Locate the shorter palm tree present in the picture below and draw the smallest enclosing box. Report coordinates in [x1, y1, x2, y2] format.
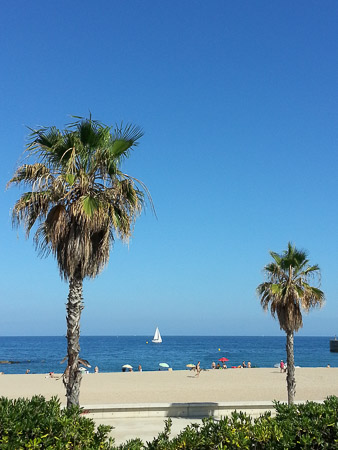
[257, 242, 324, 404]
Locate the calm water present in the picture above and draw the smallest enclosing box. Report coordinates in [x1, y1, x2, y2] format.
[0, 336, 337, 374]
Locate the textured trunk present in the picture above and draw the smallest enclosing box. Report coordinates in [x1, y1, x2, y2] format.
[286, 329, 296, 404]
[65, 274, 84, 407]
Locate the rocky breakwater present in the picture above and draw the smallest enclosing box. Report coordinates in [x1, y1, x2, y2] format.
[0, 360, 20, 364]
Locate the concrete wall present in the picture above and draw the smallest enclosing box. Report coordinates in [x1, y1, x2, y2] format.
[81, 401, 283, 420]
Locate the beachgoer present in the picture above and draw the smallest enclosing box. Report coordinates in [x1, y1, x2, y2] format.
[247, 361, 251, 368]
[138, 364, 142, 372]
[25, 369, 30, 374]
[216, 363, 221, 369]
[222, 363, 227, 369]
[211, 362, 216, 369]
[280, 360, 285, 372]
[129, 367, 133, 372]
[327, 364, 331, 368]
[122, 367, 126, 372]
[94, 366, 99, 373]
[195, 361, 201, 377]
[242, 361, 246, 368]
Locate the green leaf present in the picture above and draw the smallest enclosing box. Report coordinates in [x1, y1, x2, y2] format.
[81, 196, 99, 217]
[64, 174, 76, 185]
[110, 139, 133, 158]
[271, 284, 281, 294]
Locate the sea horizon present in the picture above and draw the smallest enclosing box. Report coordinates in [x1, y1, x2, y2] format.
[1, 335, 337, 375]
[0, 334, 335, 338]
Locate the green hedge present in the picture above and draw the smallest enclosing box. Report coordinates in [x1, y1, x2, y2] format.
[119, 396, 338, 450]
[0, 396, 337, 449]
[0, 396, 113, 449]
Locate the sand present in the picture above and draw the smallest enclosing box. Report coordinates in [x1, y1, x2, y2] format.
[1, 368, 338, 406]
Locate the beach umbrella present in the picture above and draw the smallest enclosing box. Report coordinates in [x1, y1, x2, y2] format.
[122, 364, 133, 369]
[218, 357, 229, 362]
[186, 364, 195, 368]
[159, 363, 169, 368]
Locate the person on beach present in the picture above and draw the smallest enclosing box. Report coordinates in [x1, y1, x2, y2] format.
[25, 369, 30, 374]
[211, 361, 216, 369]
[222, 363, 227, 369]
[94, 366, 99, 373]
[138, 364, 142, 372]
[242, 361, 246, 368]
[280, 360, 286, 372]
[195, 361, 201, 377]
[216, 363, 221, 369]
[247, 361, 251, 368]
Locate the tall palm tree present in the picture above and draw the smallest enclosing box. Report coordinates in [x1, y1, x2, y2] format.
[257, 242, 324, 404]
[8, 116, 152, 407]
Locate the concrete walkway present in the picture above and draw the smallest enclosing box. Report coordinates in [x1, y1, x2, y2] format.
[86, 400, 282, 446]
[94, 416, 204, 446]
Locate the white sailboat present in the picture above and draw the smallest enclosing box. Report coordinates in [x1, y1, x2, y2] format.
[152, 326, 162, 344]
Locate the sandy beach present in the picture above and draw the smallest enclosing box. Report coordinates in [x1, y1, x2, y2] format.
[1, 368, 337, 405]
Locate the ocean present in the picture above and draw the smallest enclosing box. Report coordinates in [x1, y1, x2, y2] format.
[0, 336, 337, 375]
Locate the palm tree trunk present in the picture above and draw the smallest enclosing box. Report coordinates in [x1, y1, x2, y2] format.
[65, 273, 84, 407]
[286, 329, 296, 404]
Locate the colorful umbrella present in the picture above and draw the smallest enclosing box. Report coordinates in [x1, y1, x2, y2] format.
[186, 364, 195, 368]
[122, 364, 133, 369]
[218, 357, 229, 362]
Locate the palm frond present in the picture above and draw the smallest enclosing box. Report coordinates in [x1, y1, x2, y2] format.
[81, 195, 99, 217]
[8, 163, 52, 188]
[12, 191, 54, 236]
[113, 122, 144, 145]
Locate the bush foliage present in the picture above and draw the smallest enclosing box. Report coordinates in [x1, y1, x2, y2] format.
[0, 395, 337, 449]
[0, 396, 113, 449]
[118, 396, 338, 450]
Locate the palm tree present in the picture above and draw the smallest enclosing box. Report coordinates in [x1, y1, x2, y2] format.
[257, 242, 324, 404]
[8, 116, 152, 407]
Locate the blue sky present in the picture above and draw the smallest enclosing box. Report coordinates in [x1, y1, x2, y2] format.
[1, 1, 338, 336]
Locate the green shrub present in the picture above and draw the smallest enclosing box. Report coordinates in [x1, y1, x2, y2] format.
[270, 395, 338, 449]
[1, 396, 337, 449]
[142, 396, 338, 449]
[0, 395, 113, 449]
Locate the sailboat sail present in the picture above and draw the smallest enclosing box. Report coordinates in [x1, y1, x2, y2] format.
[152, 326, 162, 343]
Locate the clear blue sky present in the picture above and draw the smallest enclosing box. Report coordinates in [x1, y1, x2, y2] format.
[1, 1, 337, 336]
